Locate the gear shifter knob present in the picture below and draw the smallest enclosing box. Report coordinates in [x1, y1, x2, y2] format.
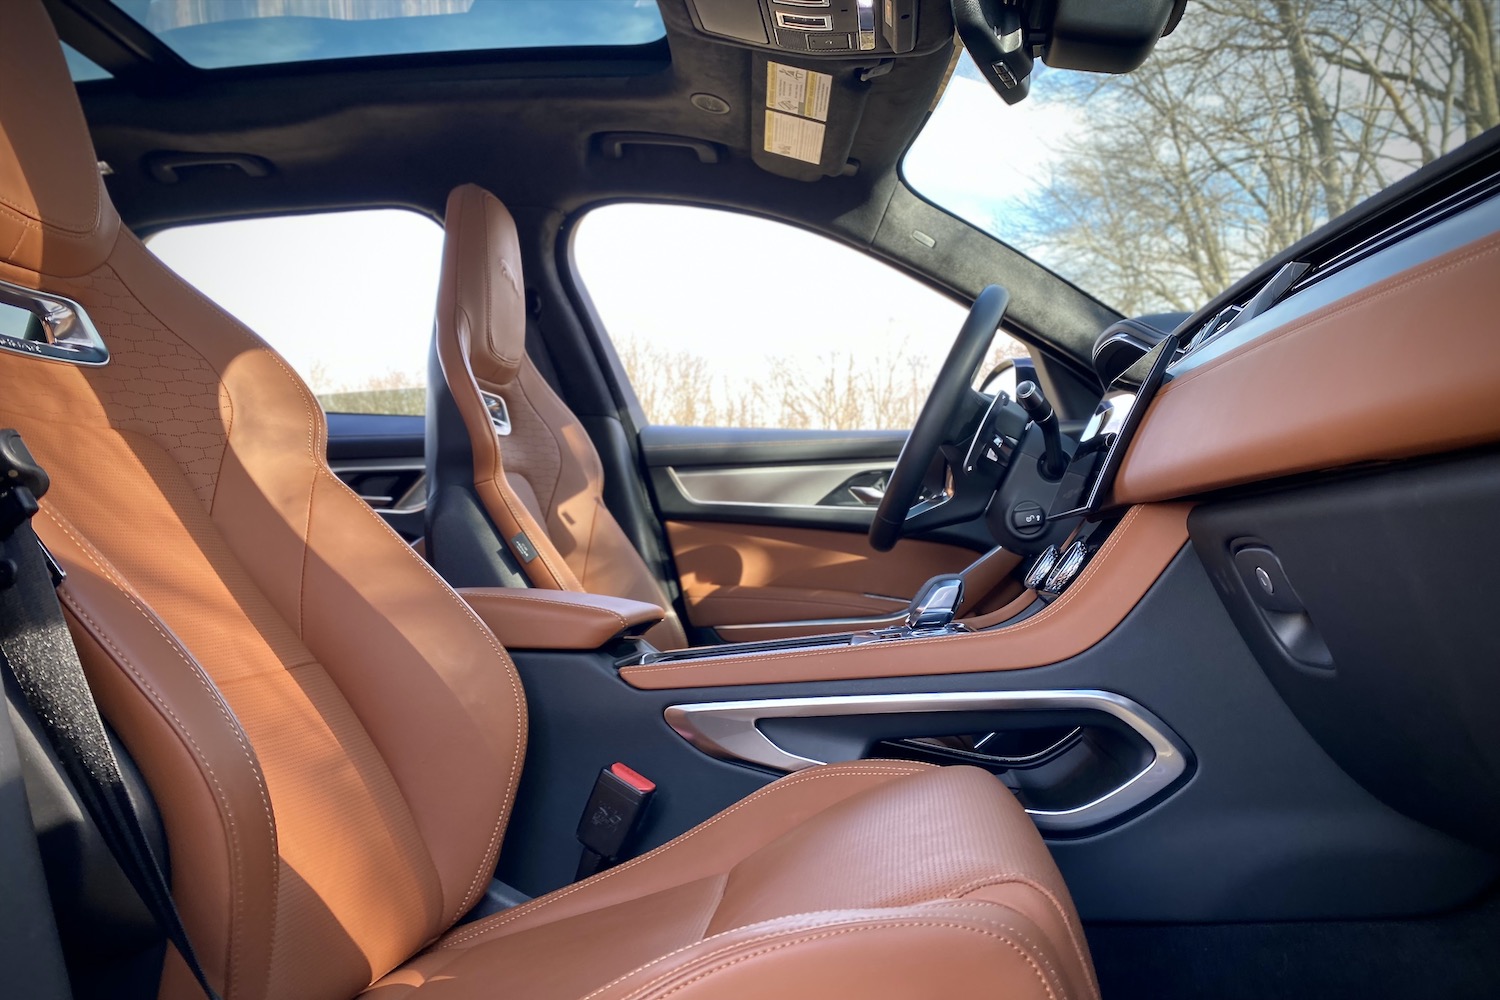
[907, 574, 965, 630]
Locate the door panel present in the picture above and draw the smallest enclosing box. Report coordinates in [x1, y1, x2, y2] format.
[665, 520, 974, 636]
[640, 425, 991, 635]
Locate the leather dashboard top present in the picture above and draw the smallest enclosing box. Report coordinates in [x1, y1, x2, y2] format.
[1113, 227, 1500, 505]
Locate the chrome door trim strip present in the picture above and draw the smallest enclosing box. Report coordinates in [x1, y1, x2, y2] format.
[663, 690, 1189, 833]
[668, 461, 893, 508]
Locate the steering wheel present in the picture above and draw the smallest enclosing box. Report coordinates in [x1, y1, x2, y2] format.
[869, 285, 1011, 552]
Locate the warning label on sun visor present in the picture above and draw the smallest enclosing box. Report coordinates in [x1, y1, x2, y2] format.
[764, 62, 831, 164]
[767, 62, 832, 121]
[765, 110, 826, 164]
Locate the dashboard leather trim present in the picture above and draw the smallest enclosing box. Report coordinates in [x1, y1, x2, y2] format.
[620, 503, 1190, 690]
[1114, 228, 1500, 504]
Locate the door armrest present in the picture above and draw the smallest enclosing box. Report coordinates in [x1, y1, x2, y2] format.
[458, 588, 665, 651]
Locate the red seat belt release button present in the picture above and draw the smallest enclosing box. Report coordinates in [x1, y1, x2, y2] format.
[609, 762, 656, 793]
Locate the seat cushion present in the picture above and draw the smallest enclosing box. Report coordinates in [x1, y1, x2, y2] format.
[364, 761, 1098, 1000]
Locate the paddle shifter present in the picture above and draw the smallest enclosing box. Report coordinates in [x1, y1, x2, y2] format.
[1016, 380, 1067, 479]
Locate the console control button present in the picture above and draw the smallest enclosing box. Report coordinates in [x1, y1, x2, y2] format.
[1023, 546, 1058, 591]
[1011, 501, 1046, 533]
[1044, 540, 1088, 593]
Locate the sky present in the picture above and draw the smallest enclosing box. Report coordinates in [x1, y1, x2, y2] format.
[147, 53, 1070, 406]
[903, 57, 1083, 260]
[111, 0, 666, 68]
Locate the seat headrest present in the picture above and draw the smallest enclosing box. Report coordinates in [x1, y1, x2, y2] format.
[439, 184, 527, 387]
[0, 0, 121, 277]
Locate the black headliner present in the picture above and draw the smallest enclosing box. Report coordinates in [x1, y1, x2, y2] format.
[43, 0, 1122, 365]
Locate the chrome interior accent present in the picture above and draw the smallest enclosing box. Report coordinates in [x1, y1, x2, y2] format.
[1043, 540, 1088, 594]
[479, 390, 512, 436]
[902, 726, 1084, 767]
[1023, 545, 1058, 590]
[0, 279, 109, 366]
[712, 611, 908, 634]
[664, 690, 1189, 832]
[669, 461, 893, 508]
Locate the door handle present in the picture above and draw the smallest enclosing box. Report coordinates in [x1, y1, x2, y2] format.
[848, 485, 885, 505]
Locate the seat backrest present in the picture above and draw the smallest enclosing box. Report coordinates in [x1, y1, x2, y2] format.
[0, 5, 526, 998]
[430, 184, 687, 649]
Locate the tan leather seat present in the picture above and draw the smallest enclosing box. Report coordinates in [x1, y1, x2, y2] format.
[431, 185, 687, 649]
[0, 4, 1098, 998]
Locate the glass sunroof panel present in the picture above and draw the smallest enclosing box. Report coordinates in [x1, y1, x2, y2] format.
[63, 42, 113, 81]
[108, 0, 666, 69]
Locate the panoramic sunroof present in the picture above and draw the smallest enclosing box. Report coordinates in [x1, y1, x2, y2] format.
[107, 0, 666, 70]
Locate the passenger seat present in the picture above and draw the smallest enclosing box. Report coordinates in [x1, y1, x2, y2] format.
[428, 185, 687, 649]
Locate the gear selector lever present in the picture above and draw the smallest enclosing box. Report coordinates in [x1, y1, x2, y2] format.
[906, 574, 965, 631]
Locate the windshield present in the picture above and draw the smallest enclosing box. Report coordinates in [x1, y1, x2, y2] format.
[905, 1, 1499, 315]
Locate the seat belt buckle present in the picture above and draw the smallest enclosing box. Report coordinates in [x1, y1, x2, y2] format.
[576, 762, 655, 879]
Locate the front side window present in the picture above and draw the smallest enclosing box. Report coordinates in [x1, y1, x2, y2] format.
[573, 203, 1027, 431]
[906, 2, 1500, 315]
[150, 209, 442, 415]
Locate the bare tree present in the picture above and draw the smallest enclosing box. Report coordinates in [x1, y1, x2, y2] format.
[1013, 0, 1498, 314]
[614, 328, 1028, 431]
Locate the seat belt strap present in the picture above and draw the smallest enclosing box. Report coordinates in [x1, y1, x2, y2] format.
[0, 430, 223, 1000]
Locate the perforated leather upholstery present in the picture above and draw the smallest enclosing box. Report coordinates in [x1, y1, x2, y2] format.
[432, 185, 687, 649]
[0, 3, 1097, 997]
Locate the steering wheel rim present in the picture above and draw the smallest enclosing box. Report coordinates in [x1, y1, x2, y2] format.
[868, 285, 1011, 552]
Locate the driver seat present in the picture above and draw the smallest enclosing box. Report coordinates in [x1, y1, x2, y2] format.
[429, 184, 687, 649]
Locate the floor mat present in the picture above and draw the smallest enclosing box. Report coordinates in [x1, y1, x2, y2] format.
[1087, 891, 1500, 999]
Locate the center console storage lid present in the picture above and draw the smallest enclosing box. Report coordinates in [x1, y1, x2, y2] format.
[458, 588, 665, 651]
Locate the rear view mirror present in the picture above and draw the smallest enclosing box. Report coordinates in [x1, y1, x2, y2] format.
[952, 0, 1185, 104]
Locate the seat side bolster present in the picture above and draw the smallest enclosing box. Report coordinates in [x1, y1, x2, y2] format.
[39, 508, 277, 1000]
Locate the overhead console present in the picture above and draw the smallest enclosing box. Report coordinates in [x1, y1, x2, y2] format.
[686, 0, 953, 56]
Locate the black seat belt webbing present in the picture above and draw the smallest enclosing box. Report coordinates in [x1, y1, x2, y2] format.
[0, 430, 222, 1000]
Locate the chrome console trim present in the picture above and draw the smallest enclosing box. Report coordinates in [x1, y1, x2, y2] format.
[664, 689, 1189, 832]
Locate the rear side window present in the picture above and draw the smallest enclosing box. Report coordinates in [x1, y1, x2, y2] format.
[149, 209, 442, 415]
